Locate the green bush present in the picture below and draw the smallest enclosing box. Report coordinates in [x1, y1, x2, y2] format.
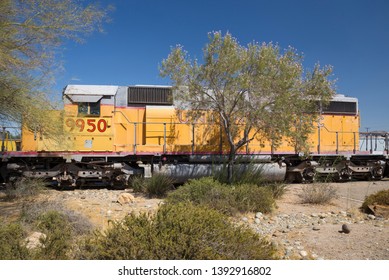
[213, 162, 264, 185]
[143, 173, 175, 198]
[129, 174, 175, 198]
[361, 189, 389, 213]
[166, 177, 275, 215]
[79, 203, 276, 260]
[0, 220, 30, 259]
[129, 175, 146, 193]
[232, 184, 275, 213]
[32, 211, 73, 260]
[265, 183, 287, 199]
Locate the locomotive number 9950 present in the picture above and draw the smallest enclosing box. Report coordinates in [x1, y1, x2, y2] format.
[65, 118, 108, 133]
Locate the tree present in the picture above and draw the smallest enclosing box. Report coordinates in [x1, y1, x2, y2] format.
[0, 0, 111, 133]
[161, 32, 335, 183]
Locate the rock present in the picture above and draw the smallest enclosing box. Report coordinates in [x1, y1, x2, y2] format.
[25, 232, 46, 249]
[242, 217, 248, 222]
[299, 250, 308, 258]
[341, 224, 351, 234]
[254, 218, 261, 224]
[255, 212, 263, 218]
[312, 226, 320, 231]
[339, 211, 347, 217]
[117, 193, 135, 205]
[367, 214, 376, 220]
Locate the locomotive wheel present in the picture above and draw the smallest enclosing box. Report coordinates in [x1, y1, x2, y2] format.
[302, 167, 316, 183]
[338, 168, 352, 182]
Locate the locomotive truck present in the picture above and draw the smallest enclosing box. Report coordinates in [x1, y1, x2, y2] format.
[0, 84, 387, 188]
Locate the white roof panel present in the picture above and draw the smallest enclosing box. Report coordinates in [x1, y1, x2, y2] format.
[64, 85, 119, 96]
[332, 94, 358, 103]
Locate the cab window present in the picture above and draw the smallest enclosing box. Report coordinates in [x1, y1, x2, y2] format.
[78, 101, 100, 116]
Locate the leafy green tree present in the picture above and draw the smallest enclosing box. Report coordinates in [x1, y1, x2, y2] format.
[0, 0, 111, 132]
[161, 31, 335, 182]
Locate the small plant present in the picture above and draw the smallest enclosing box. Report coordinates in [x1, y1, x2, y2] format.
[232, 184, 275, 214]
[298, 183, 338, 204]
[4, 177, 46, 200]
[213, 161, 264, 185]
[265, 183, 287, 199]
[20, 201, 94, 236]
[79, 203, 277, 260]
[361, 189, 389, 213]
[129, 175, 146, 193]
[143, 173, 175, 198]
[129, 174, 175, 198]
[0, 220, 30, 260]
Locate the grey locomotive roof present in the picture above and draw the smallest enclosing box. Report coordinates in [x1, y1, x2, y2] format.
[332, 94, 358, 103]
[64, 85, 119, 96]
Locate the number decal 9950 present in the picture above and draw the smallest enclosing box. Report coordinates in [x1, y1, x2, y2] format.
[65, 118, 107, 133]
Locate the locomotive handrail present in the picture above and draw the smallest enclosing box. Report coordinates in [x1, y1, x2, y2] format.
[318, 125, 357, 154]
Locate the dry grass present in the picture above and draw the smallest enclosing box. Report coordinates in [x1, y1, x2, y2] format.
[298, 183, 338, 204]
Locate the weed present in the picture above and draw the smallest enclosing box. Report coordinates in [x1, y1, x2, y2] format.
[143, 173, 175, 198]
[130, 174, 175, 198]
[298, 183, 338, 204]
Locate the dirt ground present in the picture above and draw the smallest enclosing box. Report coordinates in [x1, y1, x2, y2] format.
[267, 180, 389, 260]
[1, 180, 388, 260]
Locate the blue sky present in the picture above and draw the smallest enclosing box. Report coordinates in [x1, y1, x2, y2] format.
[56, 0, 389, 131]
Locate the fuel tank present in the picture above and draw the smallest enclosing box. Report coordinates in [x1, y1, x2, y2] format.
[153, 162, 286, 183]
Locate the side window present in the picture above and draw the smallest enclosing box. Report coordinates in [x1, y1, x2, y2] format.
[78, 101, 100, 116]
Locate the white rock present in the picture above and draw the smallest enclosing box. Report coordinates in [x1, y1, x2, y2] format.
[299, 250, 308, 258]
[117, 193, 135, 205]
[25, 232, 46, 249]
[255, 212, 263, 218]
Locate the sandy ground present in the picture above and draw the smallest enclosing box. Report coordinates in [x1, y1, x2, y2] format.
[269, 180, 389, 259]
[1, 180, 388, 260]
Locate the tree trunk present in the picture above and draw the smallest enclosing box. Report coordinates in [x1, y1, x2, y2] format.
[227, 148, 236, 184]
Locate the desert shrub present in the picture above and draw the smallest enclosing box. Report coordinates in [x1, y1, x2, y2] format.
[129, 174, 174, 198]
[298, 183, 338, 204]
[361, 189, 389, 213]
[264, 183, 287, 199]
[166, 177, 275, 214]
[231, 184, 275, 213]
[0, 220, 30, 259]
[32, 211, 73, 260]
[4, 177, 46, 200]
[166, 177, 232, 213]
[129, 175, 146, 193]
[20, 201, 94, 236]
[79, 203, 276, 260]
[213, 162, 264, 185]
[143, 173, 175, 198]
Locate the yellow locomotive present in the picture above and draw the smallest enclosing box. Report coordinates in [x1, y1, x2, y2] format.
[1, 85, 386, 186]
